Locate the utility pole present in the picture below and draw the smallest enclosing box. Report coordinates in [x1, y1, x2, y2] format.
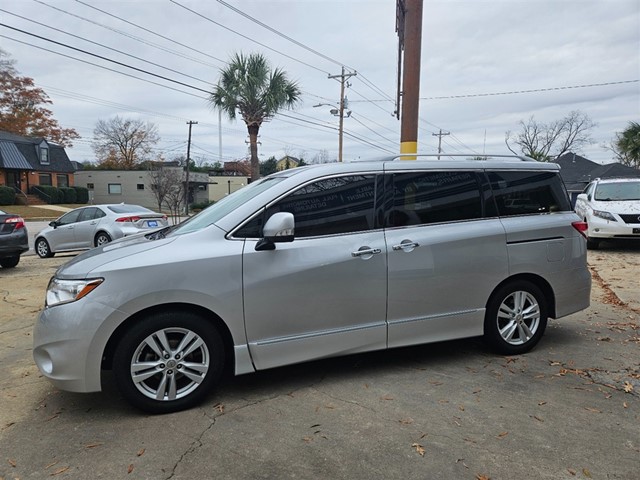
[432, 129, 450, 159]
[328, 66, 357, 162]
[185, 120, 197, 216]
[397, 0, 423, 159]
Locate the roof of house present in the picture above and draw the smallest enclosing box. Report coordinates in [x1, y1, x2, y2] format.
[555, 152, 640, 191]
[0, 130, 75, 173]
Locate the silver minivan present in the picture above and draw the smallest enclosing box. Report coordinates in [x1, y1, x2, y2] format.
[33, 156, 591, 413]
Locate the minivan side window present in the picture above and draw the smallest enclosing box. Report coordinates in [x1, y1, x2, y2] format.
[488, 171, 571, 216]
[386, 171, 482, 227]
[235, 175, 377, 238]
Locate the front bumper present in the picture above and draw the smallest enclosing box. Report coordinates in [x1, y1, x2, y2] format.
[588, 216, 640, 240]
[33, 299, 121, 393]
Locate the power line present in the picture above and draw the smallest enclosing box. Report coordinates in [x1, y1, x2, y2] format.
[0, 9, 215, 88]
[31, 0, 220, 68]
[168, 0, 330, 75]
[0, 24, 213, 94]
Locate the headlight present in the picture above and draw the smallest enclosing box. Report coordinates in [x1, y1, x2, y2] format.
[46, 278, 104, 307]
[593, 210, 616, 221]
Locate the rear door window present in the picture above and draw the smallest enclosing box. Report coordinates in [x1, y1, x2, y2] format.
[488, 171, 570, 216]
[386, 171, 482, 227]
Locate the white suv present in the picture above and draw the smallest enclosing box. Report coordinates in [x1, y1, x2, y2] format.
[575, 177, 640, 249]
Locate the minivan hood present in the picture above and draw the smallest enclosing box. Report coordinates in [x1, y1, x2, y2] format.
[56, 232, 177, 278]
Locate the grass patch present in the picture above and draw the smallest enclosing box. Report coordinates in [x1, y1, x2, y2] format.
[1, 204, 81, 220]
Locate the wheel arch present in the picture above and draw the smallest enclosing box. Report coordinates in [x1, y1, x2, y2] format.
[486, 273, 556, 319]
[94, 230, 112, 244]
[101, 303, 236, 377]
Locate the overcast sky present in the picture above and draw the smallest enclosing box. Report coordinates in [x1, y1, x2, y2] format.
[2, 0, 639, 165]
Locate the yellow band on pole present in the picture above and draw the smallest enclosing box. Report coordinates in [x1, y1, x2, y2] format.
[400, 141, 418, 160]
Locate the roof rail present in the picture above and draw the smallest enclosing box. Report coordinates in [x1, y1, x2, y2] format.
[356, 154, 537, 162]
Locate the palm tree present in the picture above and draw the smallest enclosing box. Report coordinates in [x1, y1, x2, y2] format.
[209, 53, 301, 181]
[615, 121, 640, 168]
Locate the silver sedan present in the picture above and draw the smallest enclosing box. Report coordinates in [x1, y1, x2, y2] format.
[34, 204, 168, 258]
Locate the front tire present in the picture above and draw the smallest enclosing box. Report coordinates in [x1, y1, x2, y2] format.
[113, 312, 225, 414]
[484, 281, 548, 355]
[35, 238, 54, 258]
[0, 255, 20, 268]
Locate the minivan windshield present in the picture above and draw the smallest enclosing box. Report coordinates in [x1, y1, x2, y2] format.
[595, 182, 640, 201]
[170, 177, 285, 235]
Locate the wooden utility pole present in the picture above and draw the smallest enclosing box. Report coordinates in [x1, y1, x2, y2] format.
[398, 0, 423, 159]
[328, 67, 356, 162]
[185, 120, 197, 215]
[432, 129, 450, 159]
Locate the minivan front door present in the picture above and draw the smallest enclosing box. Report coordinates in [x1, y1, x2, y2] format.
[241, 174, 388, 370]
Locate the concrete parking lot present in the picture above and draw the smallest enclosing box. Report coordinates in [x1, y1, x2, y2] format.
[0, 235, 638, 479]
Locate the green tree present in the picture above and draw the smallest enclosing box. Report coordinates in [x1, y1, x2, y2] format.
[613, 121, 640, 169]
[260, 156, 278, 176]
[209, 53, 301, 180]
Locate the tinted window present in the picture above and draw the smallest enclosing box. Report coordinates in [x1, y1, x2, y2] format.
[488, 171, 571, 216]
[77, 207, 98, 222]
[57, 210, 81, 225]
[386, 171, 482, 227]
[236, 175, 376, 238]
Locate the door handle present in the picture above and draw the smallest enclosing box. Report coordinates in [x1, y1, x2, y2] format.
[392, 240, 420, 251]
[351, 247, 382, 258]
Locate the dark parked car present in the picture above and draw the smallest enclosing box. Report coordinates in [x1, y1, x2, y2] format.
[0, 209, 29, 268]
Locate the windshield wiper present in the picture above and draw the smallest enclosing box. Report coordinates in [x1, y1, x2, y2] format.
[146, 225, 173, 240]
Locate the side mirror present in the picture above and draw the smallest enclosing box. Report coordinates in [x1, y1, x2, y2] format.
[255, 212, 295, 251]
[576, 193, 588, 203]
[49, 220, 58, 228]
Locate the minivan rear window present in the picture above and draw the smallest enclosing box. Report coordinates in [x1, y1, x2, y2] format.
[488, 171, 570, 216]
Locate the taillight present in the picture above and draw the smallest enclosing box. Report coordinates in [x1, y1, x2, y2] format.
[572, 221, 588, 238]
[4, 216, 25, 230]
[115, 216, 141, 223]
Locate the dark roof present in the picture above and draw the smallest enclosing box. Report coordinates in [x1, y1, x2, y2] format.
[0, 130, 75, 173]
[555, 152, 640, 191]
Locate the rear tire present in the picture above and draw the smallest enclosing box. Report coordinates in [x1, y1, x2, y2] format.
[113, 311, 225, 414]
[35, 238, 54, 258]
[484, 280, 548, 355]
[0, 256, 20, 268]
[95, 232, 112, 247]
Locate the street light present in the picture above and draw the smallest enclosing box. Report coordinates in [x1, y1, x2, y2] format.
[313, 102, 351, 162]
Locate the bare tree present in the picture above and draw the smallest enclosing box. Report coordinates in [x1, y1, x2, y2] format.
[92, 116, 160, 169]
[163, 176, 185, 225]
[149, 164, 182, 213]
[505, 111, 596, 161]
[311, 149, 333, 164]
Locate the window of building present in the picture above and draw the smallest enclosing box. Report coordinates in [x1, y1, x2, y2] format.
[39, 142, 50, 165]
[39, 173, 52, 186]
[387, 171, 482, 227]
[56, 174, 69, 187]
[108, 183, 122, 195]
[137, 184, 145, 190]
[87, 183, 94, 190]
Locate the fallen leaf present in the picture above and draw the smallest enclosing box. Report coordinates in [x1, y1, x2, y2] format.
[497, 431, 509, 439]
[567, 468, 576, 475]
[538, 401, 547, 406]
[213, 403, 224, 413]
[399, 418, 413, 425]
[476, 474, 491, 480]
[411, 443, 425, 456]
[310, 424, 321, 429]
[623, 402, 628, 408]
[429, 381, 443, 386]
[583, 468, 592, 478]
[623, 382, 634, 393]
[8, 458, 17, 467]
[584, 407, 601, 413]
[549, 361, 562, 366]
[456, 458, 469, 469]
[458, 405, 465, 411]
[128, 464, 134, 474]
[85, 442, 103, 449]
[137, 448, 145, 457]
[531, 415, 544, 423]
[45, 461, 59, 469]
[381, 395, 394, 401]
[51, 466, 70, 476]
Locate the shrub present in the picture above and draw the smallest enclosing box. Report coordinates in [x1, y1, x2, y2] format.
[31, 185, 63, 204]
[190, 200, 215, 211]
[72, 186, 89, 204]
[0, 186, 15, 205]
[60, 187, 77, 204]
